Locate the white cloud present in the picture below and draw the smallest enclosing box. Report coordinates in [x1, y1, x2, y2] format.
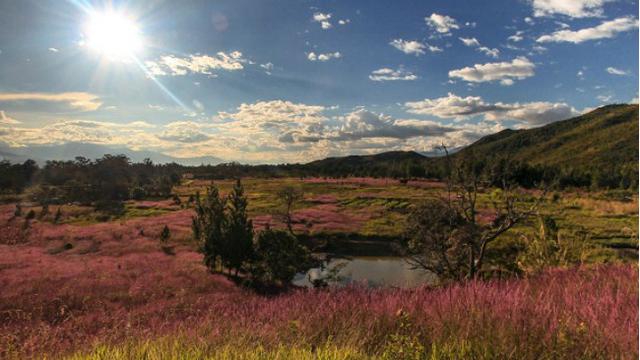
[369, 68, 418, 81]
[158, 121, 211, 143]
[0, 92, 102, 111]
[597, 94, 613, 102]
[448, 57, 535, 84]
[606, 67, 628, 76]
[307, 51, 342, 61]
[218, 100, 327, 129]
[459, 38, 499, 58]
[425, 13, 460, 33]
[404, 92, 578, 126]
[338, 19, 350, 25]
[260, 62, 274, 74]
[144, 51, 247, 76]
[508, 31, 525, 42]
[531, 0, 612, 18]
[426, 44, 443, 52]
[325, 109, 453, 141]
[0, 111, 20, 124]
[537, 16, 639, 43]
[478, 46, 500, 58]
[524, 16, 535, 24]
[459, 37, 480, 47]
[313, 12, 333, 29]
[0, 120, 158, 148]
[48, 47, 59, 52]
[390, 39, 427, 55]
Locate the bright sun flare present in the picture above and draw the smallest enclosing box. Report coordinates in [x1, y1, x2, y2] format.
[85, 12, 143, 61]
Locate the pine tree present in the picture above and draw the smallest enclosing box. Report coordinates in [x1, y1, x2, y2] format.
[223, 179, 254, 276]
[193, 186, 227, 273]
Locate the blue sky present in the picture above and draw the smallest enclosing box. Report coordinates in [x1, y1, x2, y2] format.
[0, 0, 637, 163]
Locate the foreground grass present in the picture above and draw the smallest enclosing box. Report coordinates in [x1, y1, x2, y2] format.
[1, 250, 635, 359]
[62, 335, 616, 360]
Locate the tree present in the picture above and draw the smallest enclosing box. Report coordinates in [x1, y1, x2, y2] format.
[193, 186, 227, 272]
[160, 225, 171, 243]
[517, 216, 589, 274]
[277, 185, 303, 235]
[222, 179, 254, 276]
[402, 146, 545, 281]
[251, 229, 313, 286]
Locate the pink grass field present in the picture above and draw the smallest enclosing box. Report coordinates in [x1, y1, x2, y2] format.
[0, 203, 638, 358]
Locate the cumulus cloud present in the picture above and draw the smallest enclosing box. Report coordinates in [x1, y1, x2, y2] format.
[389, 39, 433, 55]
[307, 51, 342, 61]
[425, 13, 459, 33]
[144, 51, 247, 76]
[448, 57, 535, 84]
[158, 121, 211, 143]
[312, 12, 332, 29]
[369, 68, 418, 81]
[0, 92, 102, 111]
[218, 100, 327, 129]
[531, 0, 613, 18]
[0, 120, 157, 148]
[404, 93, 579, 126]
[537, 16, 638, 43]
[325, 109, 454, 141]
[606, 67, 628, 76]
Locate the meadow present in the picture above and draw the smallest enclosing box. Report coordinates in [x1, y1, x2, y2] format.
[0, 177, 638, 359]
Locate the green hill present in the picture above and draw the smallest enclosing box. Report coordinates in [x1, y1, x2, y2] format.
[456, 104, 638, 169]
[296, 104, 638, 186]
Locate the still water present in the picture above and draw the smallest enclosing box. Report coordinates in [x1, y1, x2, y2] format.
[293, 256, 436, 288]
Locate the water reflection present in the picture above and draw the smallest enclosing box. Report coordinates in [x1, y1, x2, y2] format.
[293, 256, 436, 288]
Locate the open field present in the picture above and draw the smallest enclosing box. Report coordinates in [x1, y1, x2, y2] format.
[0, 177, 638, 358]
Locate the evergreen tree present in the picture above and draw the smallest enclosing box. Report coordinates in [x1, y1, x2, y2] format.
[193, 186, 226, 272]
[223, 179, 254, 276]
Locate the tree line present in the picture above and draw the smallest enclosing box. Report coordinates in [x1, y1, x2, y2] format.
[1, 152, 637, 205]
[0, 155, 181, 213]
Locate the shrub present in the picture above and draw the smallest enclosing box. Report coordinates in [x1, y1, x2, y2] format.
[251, 229, 313, 286]
[160, 225, 170, 243]
[53, 207, 62, 224]
[14, 203, 22, 217]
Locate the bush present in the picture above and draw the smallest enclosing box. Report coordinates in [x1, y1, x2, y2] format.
[251, 229, 313, 286]
[160, 225, 170, 243]
[129, 186, 147, 200]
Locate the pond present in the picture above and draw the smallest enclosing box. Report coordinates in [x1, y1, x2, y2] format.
[293, 256, 437, 288]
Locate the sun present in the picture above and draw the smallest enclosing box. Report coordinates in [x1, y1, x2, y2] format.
[84, 11, 143, 61]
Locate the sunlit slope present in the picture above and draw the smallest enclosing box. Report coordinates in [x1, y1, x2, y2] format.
[457, 104, 639, 168]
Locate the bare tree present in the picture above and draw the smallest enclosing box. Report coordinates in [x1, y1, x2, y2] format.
[277, 185, 303, 235]
[403, 146, 546, 281]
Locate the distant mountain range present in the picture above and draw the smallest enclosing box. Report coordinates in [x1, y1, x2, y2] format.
[1, 104, 637, 168]
[0, 142, 222, 166]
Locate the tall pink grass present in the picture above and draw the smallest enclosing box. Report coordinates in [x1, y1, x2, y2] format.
[1, 239, 636, 358]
